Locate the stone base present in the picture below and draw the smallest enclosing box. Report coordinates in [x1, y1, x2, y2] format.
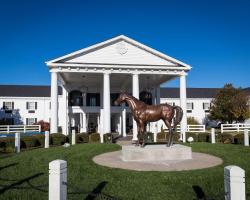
[122, 144, 192, 161]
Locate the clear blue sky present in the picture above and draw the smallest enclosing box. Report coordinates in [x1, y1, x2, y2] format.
[0, 0, 249, 88]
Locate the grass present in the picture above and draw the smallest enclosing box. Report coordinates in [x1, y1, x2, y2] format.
[0, 143, 249, 200]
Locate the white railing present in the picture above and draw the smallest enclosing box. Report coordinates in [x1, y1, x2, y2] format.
[164, 125, 206, 133]
[0, 125, 41, 133]
[221, 123, 250, 133]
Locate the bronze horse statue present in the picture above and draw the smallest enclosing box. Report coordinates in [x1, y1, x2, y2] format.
[114, 93, 183, 147]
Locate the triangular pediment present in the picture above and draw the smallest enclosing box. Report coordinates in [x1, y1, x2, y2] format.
[46, 35, 190, 69]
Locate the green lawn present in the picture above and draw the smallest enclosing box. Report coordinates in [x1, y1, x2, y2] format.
[0, 143, 249, 200]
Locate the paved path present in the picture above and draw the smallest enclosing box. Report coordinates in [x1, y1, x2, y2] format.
[93, 151, 223, 171]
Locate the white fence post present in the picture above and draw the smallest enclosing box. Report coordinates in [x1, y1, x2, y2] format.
[24, 125, 26, 133]
[237, 124, 240, 133]
[38, 125, 41, 133]
[211, 128, 215, 144]
[15, 132, 20, 153]
[49, 160, 67, 200]
[72, 130, 76, 145]
[244, 129, 249, 147]
[45, 131, 49, 148]
[224, 165, 245, 200]
[7, 125, 10, 133]
[221, 124, 223, 133]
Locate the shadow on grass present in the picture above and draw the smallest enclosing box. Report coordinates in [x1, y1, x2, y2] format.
[0, 172, 45, 194]
[192, 185, 217, 200]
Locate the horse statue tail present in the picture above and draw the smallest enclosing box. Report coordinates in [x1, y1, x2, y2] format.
[172, 106, 183, 131]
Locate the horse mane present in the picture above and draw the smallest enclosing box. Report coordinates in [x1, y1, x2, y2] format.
[122, 93, 146, 110]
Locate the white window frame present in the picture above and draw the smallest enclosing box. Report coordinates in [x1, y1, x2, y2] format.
[26, 118, 37, 125]
[27, 102, 36, 110]
[3, 102, 13, 110]
[187, 102, 193, 111]
[203, 102, 211, 111]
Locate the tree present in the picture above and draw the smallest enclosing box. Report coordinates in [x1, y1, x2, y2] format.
[209, 84, 250, 123]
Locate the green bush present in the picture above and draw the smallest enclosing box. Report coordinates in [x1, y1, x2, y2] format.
[233, 133, 244, 144]
[50, 133, 68, 146]
[33, 134, 45, 147]
[220, 133, 234, 144]
[21, 136, 39, 148]
[156, 132, 168, 142]
[89, 133, 100, 143]
[198, 133, 210, 142]
[0, 137, 15, 153]
[104, 133, 113, 143]
[76, 133, 89, 143]
[186, 132, 199, 142]
[144, 132, 154, 143]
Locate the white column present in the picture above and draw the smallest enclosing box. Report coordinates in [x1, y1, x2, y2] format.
[118, 113, 122, 135]
[51, 72, 58, 133]
[244, 129, 249, 146]
[15, 132, 20, 153]
[155, 86, 161, 133]
[49, 160, 67, 200]
[72, 129, 76, 145]
[211, 128, 216, 144]
[45, 131, 50, 148]
[180, 73, 187, 143]
[122, 107, 126, 137]
[97, 114, 100, 133]
[132, 73, 139, 141]
[100, 109, 104, 143]
[103, 72, 111, 134]
[81, 112, 87, 133]
[224, 165, 245, 200]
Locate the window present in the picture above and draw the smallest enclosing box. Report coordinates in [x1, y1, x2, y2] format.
[26, 102, 37, 110]
[111, 93, 119, 106]
[86, 93, 100, 106]
[26, 118, 37, 125]
[69, 90, 83, 106]
[3, 102, 14, 110]
[187, 102, 193, 113]
[203, 102, 211, 112]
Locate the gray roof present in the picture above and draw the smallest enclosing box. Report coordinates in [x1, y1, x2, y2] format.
[160, 87, 250, 98]
[0, 85, 62, 97]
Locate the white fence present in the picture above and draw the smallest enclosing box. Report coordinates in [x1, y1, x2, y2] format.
[165, 125, 206, 133]
[221, 124, 250, 133]
[0, 125, 41, 133]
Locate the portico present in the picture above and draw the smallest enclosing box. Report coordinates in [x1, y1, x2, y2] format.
[46, 35, 191, 142]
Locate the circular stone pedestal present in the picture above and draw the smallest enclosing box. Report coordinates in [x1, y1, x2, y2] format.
[122, 144, 192, 161]
[93, 145, 223, 171]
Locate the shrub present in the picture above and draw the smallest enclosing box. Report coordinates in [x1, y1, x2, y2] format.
[33, 134, 45, 147]
[21, 136, 39, 148]
[186, 132, 199, 142]
[157, 132, 168, 142]
[198, 133, 210, 142]
[233, 133, 244, 144]
[50, 133, 68, 146]
[144, 132, 154, 143]
[33, 120, 50, 132]
[220, 133, 234, 144]
[187, 117, 200, 125]
[104, 133, 113, 143]
[0, 137, 15, 153]
[89, 133, 100, 142]
[76, 133, 89, 143]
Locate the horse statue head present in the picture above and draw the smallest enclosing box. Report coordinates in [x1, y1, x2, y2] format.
[114, 93, 128, 106]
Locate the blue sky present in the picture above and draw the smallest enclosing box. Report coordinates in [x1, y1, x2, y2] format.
[0, 0, 249, 88]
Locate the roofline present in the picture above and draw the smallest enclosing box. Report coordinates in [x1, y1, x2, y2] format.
[45, 35, 191, 70]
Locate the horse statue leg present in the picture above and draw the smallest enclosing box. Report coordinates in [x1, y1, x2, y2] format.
[163, 120, 173, 147]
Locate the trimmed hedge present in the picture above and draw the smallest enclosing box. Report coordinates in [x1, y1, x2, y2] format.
[50, 133, 68, 146]
[33, 134, 45, 147]
[104, 133, 113, 143]
[89, 133, 100, 142]
[21, 136, 39, 148]
[0, 137, 15, 153]
[76, 133, 89, 143]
